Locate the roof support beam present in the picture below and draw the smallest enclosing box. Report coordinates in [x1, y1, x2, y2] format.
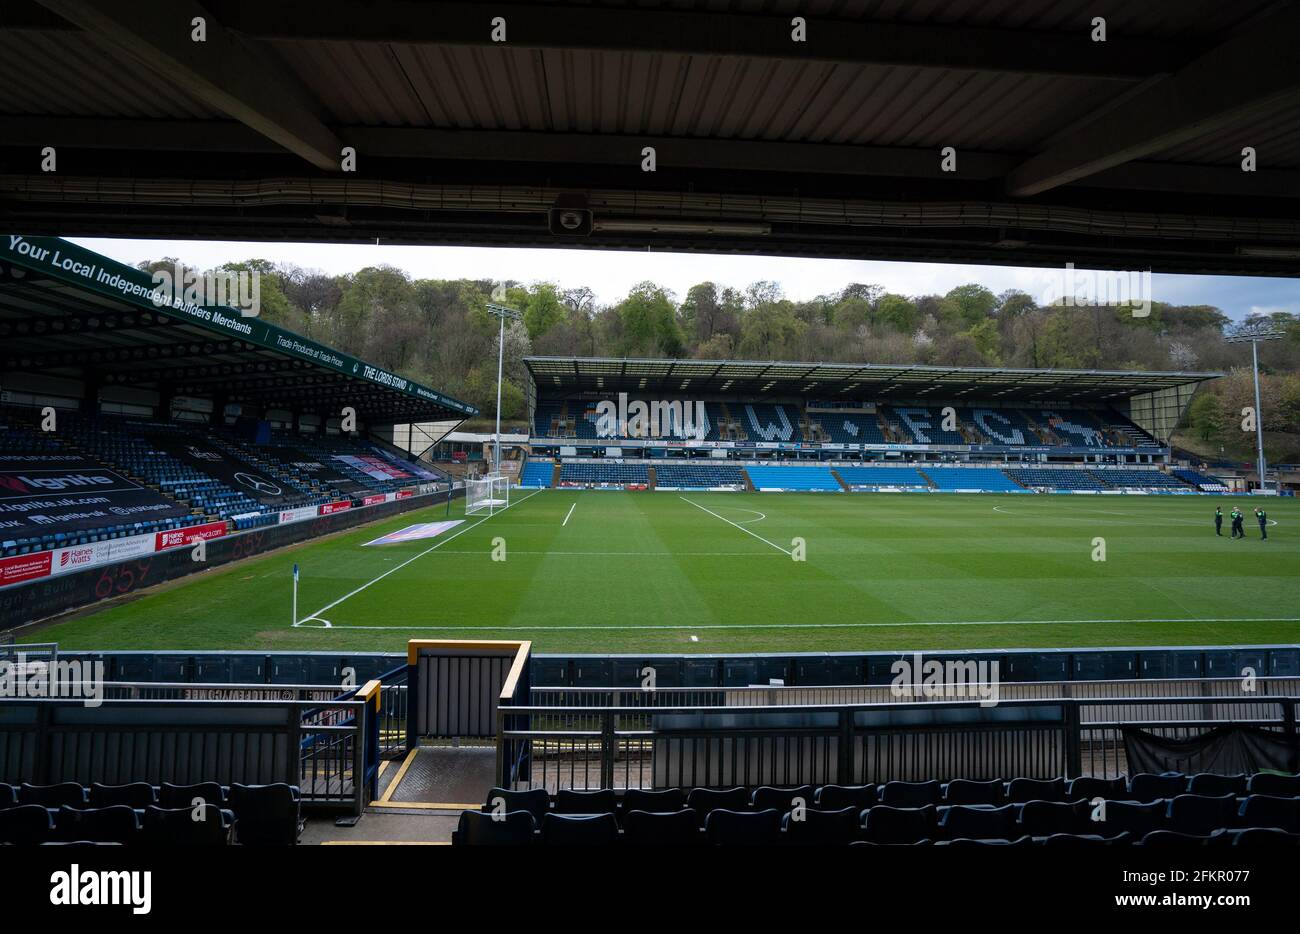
[1005, 4, 1300, 196]
[32, 0, 342, 170]
[9, 119, 1300, 199]
[208, 0, 1185, 80]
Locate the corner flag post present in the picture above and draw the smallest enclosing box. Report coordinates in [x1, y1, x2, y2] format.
[292, 563, 299, 626]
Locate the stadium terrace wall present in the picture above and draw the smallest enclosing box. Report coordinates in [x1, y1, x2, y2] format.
[25, 645, 1300, 688]
[0, 487, 454, 631]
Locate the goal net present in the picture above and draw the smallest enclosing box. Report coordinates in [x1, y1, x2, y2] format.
[465, 474, 510, 515]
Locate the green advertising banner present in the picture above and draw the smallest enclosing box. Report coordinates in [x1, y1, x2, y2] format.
[1, 234, 477, 417]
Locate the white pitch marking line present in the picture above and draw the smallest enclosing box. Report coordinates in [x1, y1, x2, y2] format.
[419, 550, 781, 556]
[291, 488, 541, 627]
[562, 501, 576, 526]
[284, 615, 1300, 633]
[991, 504, 1280, 526]
[679, 496, 791, 556]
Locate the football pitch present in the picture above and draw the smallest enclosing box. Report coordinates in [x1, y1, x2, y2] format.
[22, 490, 1300, 655]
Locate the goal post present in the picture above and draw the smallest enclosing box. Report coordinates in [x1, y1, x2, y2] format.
[465, 474, 511, 516]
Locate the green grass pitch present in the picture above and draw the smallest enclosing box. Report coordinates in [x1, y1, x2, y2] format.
[22, 490, 1300, 655]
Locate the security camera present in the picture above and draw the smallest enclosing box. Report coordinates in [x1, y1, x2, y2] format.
[549, 196, 592, 236]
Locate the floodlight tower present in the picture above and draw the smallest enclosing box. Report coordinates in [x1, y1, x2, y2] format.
[1225, 321, 1285, 493]
[485, 300, 524, 472]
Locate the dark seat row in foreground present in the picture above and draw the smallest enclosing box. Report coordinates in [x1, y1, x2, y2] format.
[0, 782, 301, 845]
[454, 773, 1300, 845]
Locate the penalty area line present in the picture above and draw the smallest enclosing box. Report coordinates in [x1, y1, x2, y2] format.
[562, 501, 576, 527]
[291, 487, 541, 627]
[291, 615, 1300, 632]
[679, 496, 791, 556]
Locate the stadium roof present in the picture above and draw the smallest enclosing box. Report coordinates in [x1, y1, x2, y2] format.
[0, 235, 477, 423]
[0, 1, 1297, 275]
[524, 356, 1221, 403]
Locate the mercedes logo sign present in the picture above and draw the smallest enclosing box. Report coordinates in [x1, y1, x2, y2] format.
[234, 472, 282, 497]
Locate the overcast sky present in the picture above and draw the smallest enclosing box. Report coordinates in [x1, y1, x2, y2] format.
[75, 237, 1299, 321]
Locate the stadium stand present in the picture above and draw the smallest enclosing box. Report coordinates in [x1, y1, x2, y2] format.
[1004, 468, 1108, 492]
[455, 772, 1300, 846]
[1174, 468, 1231, 492]
[741, 404, 798, 443]
[64, 414, 321, 520]
[0, 781, 300, 846]
[652, 463, 746, 490]
[745, 465, 841, 491]
[836, 466, 930, 491]
[811, 413, 887, 445]
[963, 408, 1034, 446]
[558, 463, 650, 487]
[518, 460, 555, 488]
[1038, 410, 1109, 447]
[920, 467, 1025, 492]
[1095, 469, 1191, 491]
[0, 404, 455, 560]
[884, 406, 966, 445]
[529, 397, 1173, 452]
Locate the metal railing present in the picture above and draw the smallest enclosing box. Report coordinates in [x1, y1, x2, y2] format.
[370, 664, 409, 759]
[527, 676, 1300, 710]
[0, 692, 377, 815]
[0, 641, 57, 660]
[496, 694, 1299, 792]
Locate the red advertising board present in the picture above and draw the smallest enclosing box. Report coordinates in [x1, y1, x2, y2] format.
[395, 489, 414, 499]
[155, 521, 227, 551]
[0, 551, 53, 586]
[319, 501, 352, 515]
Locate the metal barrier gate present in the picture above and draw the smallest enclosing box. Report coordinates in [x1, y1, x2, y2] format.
[408, 640, 530, 743]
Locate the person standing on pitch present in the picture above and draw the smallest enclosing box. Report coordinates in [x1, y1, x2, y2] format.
[1214, 506, 1223, 536]
[1255, 507, 1268, 540]
[1231, 507, 1245, 539]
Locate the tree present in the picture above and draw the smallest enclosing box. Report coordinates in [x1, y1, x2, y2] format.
[1187, 392, 1226, 442]
[942, 284, 997, 328]
[738, 301, 804, 359]
[615, 281, 683, 356]
[561, 286, 595, 317]
[997, 289, 1037, 318]
[875, 293, 918, 333]
[681, 282, 722, 341]
[522, 282, 567, 339]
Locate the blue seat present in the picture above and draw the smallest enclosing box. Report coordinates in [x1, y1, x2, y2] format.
[944, 779, 1005, 806]
[454, 810, 535, 845]
[1129, 773, 1188, 802]
[880, 780, 942, 808]
[705, 808, 784, 846]
[751, 785, 814, 812]
[783, 806, 859, 845]
[861, 805, 936, 845]
[940, 804, 1019, 840]
[0, 805, 55, 845]
[623, 809, 701, 846]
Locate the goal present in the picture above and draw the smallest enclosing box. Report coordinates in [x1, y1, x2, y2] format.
[465, 474, 510, 516]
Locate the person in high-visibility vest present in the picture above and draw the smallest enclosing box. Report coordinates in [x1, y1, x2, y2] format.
[1255, 507, 1269, 540]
